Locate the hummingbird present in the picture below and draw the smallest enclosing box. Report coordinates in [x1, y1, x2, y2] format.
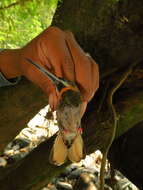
[26, 58, 84, 166]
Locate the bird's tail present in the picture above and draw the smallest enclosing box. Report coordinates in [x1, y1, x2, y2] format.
[49, 133, 84, 166]
[49, 132, 67, 166]
[68, 134, 84, 162]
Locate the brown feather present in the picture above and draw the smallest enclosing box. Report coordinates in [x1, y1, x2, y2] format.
[49, 132, 68, 166]
[68, 134, 84, 162]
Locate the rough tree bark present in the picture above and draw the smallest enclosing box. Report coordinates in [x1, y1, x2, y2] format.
[0, 0, 143, 189]
[0, 78, 47, 152]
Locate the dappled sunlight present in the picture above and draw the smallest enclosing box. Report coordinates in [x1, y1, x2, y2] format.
[1, 105, 58, 164]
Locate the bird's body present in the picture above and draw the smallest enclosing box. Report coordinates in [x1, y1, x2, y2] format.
[50, 86, 84, 165]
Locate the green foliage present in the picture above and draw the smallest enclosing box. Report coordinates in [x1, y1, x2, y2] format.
[0, 0, 58, 48]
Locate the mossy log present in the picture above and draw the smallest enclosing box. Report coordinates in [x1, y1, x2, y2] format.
[0, 78, 47, 152]
[0, 0, 143, 189]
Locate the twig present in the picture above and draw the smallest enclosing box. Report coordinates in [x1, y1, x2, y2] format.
[99, 60, 141, 190]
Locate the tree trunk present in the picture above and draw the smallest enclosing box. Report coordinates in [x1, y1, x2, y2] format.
[108, 121, 143, 189]
[0, 0, 143, 189]
[53, 0, 143, 72]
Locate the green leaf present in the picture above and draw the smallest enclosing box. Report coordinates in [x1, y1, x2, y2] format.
[0, 0, 58, 48]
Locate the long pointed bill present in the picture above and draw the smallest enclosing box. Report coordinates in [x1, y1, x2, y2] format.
[26, 58, 69, 88]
